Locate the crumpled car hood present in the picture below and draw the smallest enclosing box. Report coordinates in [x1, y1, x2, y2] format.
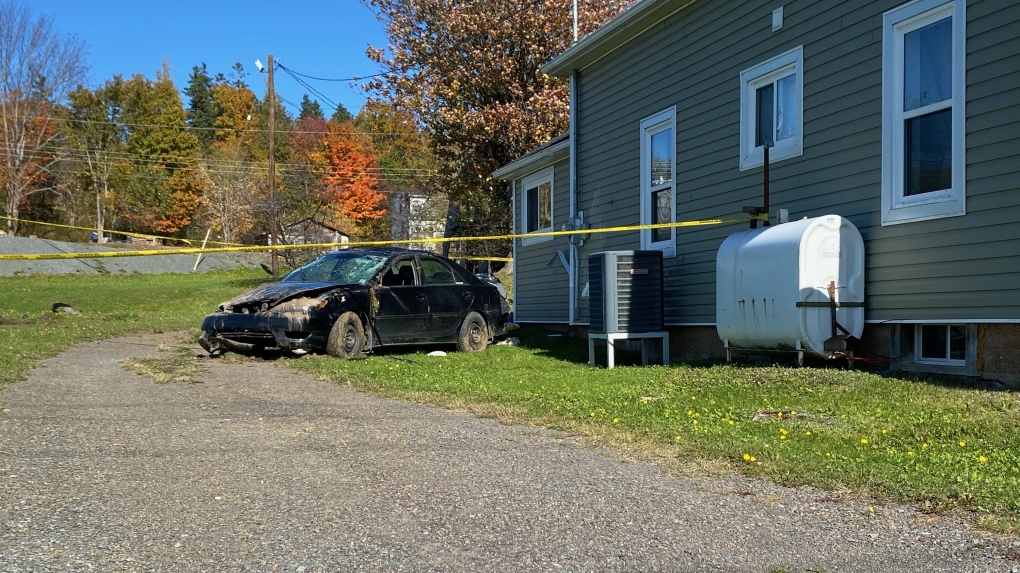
[219, 281, 358, 311]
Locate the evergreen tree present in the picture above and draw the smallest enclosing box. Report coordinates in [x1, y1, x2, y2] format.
[299, 94, 324, 120]
[184, 63, 215, 151]
[118, 64, 204, 234]
[330, 102, 353, 124]
[230, 62, 248, 89]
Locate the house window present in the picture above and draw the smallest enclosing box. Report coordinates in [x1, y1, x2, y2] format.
[521, 167, 553, 245]
[881, 0, 965, 225]
[916, 324, 967, 365]
[739, 46, 804, 170]
[640, 108, 676, 257]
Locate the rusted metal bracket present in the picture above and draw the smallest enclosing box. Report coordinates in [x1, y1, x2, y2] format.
[801, 281, 864, 353]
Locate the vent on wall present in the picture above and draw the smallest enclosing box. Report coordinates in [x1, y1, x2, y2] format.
[589, 251, 664, 334]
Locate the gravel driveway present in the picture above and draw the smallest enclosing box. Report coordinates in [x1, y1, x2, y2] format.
[1, 334, 1017, 572]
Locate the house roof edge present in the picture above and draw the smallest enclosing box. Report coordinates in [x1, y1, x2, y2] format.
[543, 0, 698, 77]
[492, 134, 570, 180]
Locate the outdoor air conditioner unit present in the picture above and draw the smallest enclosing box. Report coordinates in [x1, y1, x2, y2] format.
[588, 250, 664, 334]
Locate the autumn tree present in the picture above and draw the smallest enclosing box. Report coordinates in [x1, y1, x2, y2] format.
[0, 1, 87, 235]
[354, 100, 434, 190]
[284, 114, 328, 217]
[116, 65, 204, 234]
[64, 77, 128, 241]
[364, 0, 629, 255]
[209, 78, 256, 150]
[244, 86, 292, 247]
[310, 120, 386, 234]
[354, 99, 443, 244]
[195, 74, 260, 243]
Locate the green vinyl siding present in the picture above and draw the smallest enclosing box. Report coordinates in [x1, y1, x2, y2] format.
[512, 157, 572, 323]
[569, 0, 1019, 325]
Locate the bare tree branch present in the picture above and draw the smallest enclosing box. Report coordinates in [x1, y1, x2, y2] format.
[0, 1, 86, 235]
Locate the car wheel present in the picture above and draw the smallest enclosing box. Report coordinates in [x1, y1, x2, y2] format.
[456, 311, 488, 352]
[327, 311, 365, 358]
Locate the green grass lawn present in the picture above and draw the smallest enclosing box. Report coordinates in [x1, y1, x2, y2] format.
[0, 269, 267, 384]
[2, 271, 1018, 533]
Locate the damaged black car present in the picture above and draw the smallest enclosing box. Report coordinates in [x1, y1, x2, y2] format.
[199, 249, 512, 358]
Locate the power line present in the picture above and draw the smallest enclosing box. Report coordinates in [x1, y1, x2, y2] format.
[278, 66, 342, 113]
[49, 115, 415, 137]
[276, 64, 384, 83]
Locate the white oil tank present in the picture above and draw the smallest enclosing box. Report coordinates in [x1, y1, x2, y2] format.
[716, 214, 865, 358]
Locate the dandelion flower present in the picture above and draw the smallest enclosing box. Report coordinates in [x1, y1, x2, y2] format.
[978, 455, 987, 463]
[882, 429, 888, 434]
[589, 412, 595, 417]
[922, 443, 929, 449]
[612, 418, 619, 424]
[959, 441, 966, 448]
[906, 451, 914, 456]
[805, 431, 812, 436]
[674, 435, 682, 442]
[728, 420, 735, 425]
[861, 438, 868, 445]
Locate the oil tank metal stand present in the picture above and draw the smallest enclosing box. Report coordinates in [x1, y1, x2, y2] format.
[588, 331, 669, 368]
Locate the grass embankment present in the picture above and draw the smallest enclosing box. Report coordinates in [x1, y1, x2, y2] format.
[1, 271, 1018, 532]
[0, 269, 265, 384]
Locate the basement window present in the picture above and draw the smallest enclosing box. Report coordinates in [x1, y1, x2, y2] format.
[916, 323, 966, 365]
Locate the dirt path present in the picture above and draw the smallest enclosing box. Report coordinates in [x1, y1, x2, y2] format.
[0, 334, 1016, 572]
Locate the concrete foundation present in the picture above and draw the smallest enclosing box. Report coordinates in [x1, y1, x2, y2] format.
[981, 323, 1020, 387]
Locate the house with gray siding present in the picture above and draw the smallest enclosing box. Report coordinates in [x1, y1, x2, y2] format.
[494, 0, 1019, 383]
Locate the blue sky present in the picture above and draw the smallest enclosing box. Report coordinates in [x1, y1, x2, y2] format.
[39, 0, 389, 117]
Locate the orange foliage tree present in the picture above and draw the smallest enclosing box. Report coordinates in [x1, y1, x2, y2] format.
[310, 121, 387, 233]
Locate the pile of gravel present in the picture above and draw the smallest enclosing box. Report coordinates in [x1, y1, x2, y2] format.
[0, 236, 267, 277]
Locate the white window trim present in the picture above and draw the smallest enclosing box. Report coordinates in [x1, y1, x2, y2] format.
[739, 46, 804, 171]
[915, 323, 967, 366]
[881, 0, 966, 225]
[520, 166, 554, 246]
[640, 107, 677, 258]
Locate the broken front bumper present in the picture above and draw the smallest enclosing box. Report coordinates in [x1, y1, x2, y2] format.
[198, 311, 330, 354]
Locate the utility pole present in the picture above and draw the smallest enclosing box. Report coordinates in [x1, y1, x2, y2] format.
[267, 54, 278, 277]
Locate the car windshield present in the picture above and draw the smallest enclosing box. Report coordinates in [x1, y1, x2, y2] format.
[282, 253, 388, 284]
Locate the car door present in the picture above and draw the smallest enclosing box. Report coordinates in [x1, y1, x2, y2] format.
[372, 257, 430, 344]
[420, 256, 475, 340]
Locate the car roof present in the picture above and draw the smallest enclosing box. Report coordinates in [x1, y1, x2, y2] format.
[321, 248, 439, 258]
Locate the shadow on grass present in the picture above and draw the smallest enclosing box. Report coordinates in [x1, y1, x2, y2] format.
[511, 327, 707, 368]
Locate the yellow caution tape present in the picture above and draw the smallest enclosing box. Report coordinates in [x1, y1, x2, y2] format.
[0, 214, 767, 262]
[451, 256, 514, 263]
[0, 215, 245, 247]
